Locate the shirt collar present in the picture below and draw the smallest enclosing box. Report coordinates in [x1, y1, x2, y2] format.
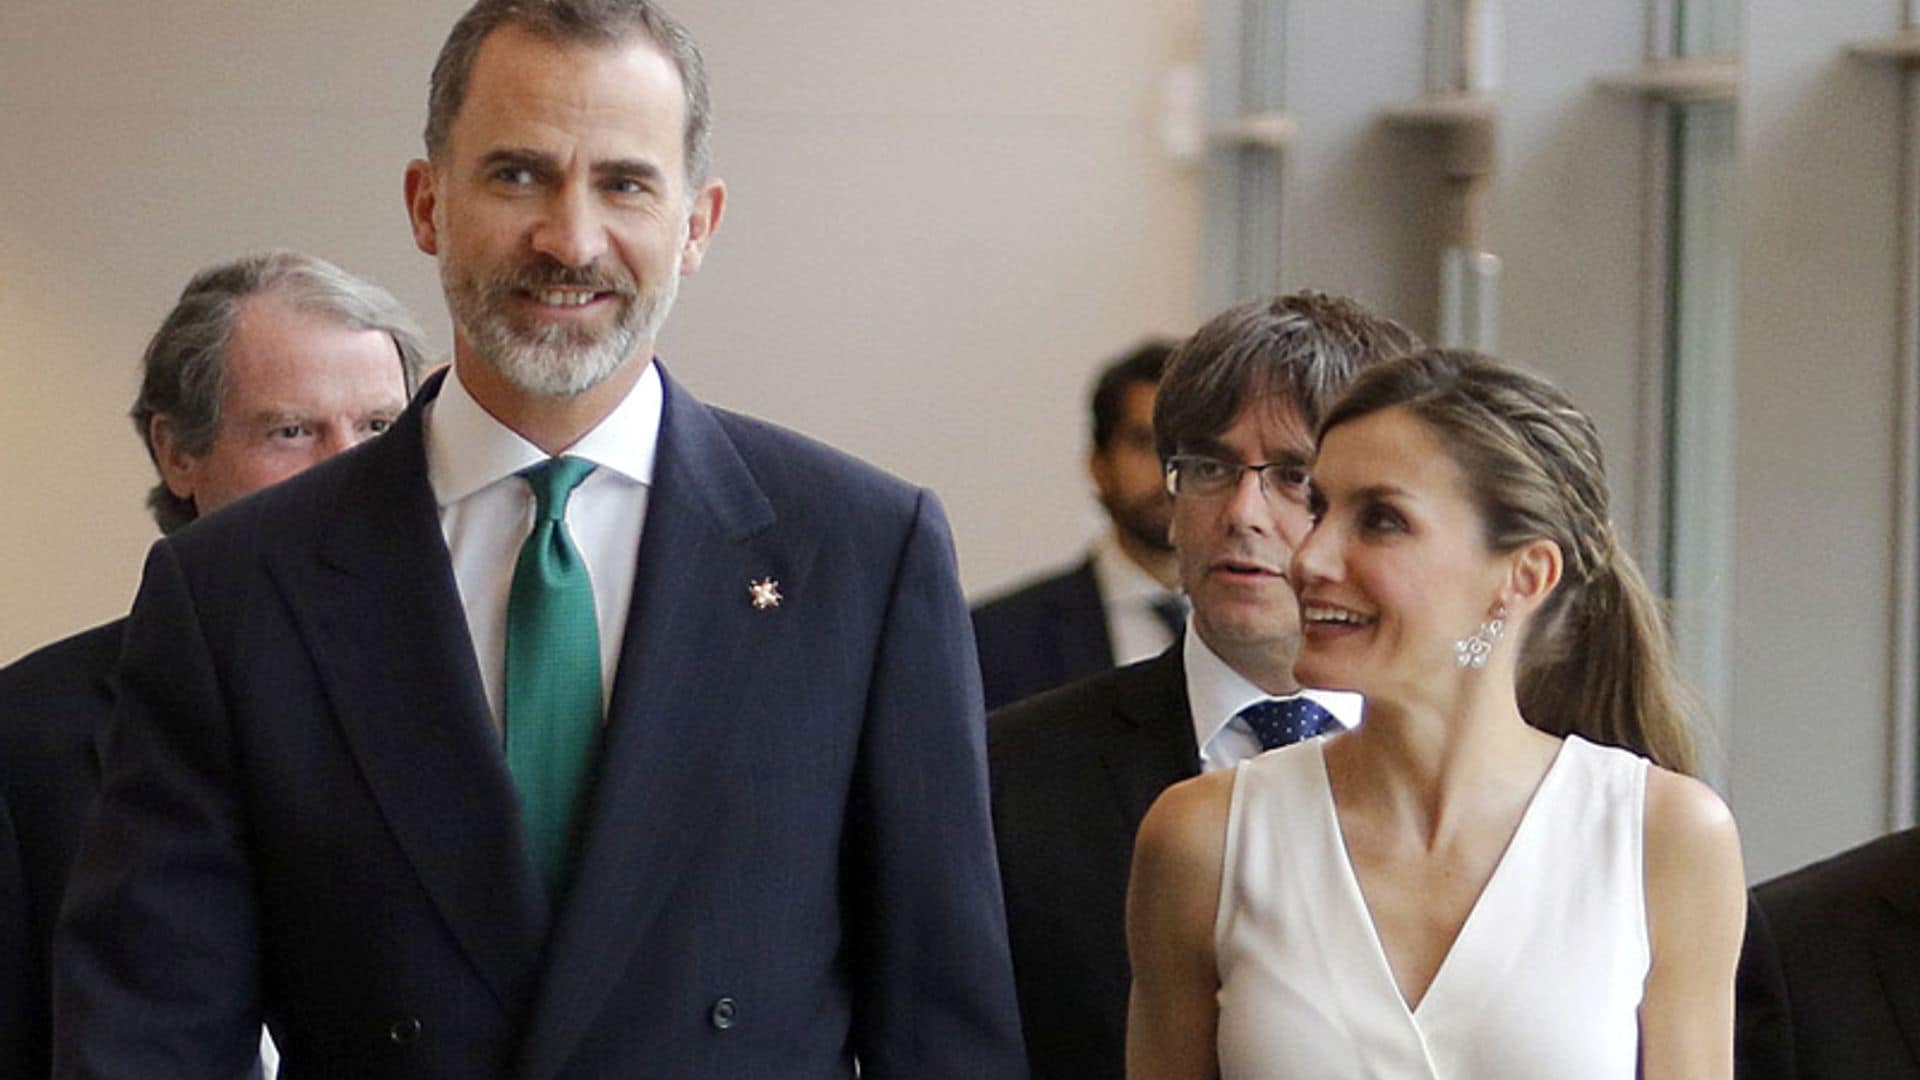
[1183, 624, 1363, 750]
[426, 359, 663, 506]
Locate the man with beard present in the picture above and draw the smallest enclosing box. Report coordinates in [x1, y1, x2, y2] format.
[971, 341, 1184, 710]
[53, 2, 1025, 1077]
[988, 292, 1418, 1079]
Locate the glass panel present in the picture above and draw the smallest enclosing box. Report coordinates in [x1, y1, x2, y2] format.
[1201, 0, 1288, 309]
[1662, 98, 1739, 782]
[1675, 0, 1740, 58]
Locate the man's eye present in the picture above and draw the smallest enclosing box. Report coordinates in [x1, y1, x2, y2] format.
[367, 418, 394, 434]
[493, 166, 537, 186]
[1190, 460, 1233, 484]
[1271, 465, 1311, 489]
[270, 424, 309, 440]
[605, 177, 648, 196]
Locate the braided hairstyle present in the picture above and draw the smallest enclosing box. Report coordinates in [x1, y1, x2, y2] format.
[1317, 349, 1700, 775]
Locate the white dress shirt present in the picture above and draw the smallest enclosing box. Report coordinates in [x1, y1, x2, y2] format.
[424, 361, 662, 731]
[1183, 624, 1364, 773]
[1088, 532, 1184, 666]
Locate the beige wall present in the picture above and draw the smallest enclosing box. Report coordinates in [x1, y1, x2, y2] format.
[3, 1, 1915, 882]
[0, 0, 1204, 662]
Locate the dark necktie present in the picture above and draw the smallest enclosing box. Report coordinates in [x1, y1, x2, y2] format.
[1149, 594, 1189, 638]
[504, 456, 602, 898]
[1237, 696, 1339, 751]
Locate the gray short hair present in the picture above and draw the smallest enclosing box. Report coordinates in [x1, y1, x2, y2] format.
[129, 251, 429, 534]
[425, 0, 713, 185]
[1154, 291, 1422, 461]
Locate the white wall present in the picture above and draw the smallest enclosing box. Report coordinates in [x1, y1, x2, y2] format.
[0, 0, 1204, 662]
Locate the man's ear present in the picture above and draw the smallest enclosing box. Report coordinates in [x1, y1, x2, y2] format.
[149, 415, 199, 502]
[1088, 445, 1116, 497]
[1502, 537, 1564, 617]
[678, 177, 726, 275]
[405, 159, 441, 256]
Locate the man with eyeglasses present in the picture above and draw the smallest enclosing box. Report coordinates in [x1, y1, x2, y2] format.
[987, 291, 1419, 1079]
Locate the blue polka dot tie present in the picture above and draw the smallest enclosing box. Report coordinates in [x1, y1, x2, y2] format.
[1238, 696, 1339, 751]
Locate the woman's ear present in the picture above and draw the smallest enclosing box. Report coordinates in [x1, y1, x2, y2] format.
[1501, 537, 1563, 618]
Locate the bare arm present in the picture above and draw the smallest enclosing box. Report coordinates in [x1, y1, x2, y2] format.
[1640, 766, 1746, 1080]
[1125, 770, 1233, 1080]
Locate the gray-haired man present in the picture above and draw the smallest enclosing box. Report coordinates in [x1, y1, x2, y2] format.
[0, 251, 424, 1076]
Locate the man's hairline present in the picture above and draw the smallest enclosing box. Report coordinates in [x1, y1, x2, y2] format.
[183, 292, 416, 457]
[424, 23, 709, 190]
[1163, 387, 1314, 463]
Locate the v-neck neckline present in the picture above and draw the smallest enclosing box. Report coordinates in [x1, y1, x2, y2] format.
[1314, 735, 1576, 1024]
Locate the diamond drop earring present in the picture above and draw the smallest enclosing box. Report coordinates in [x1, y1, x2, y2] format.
[1452, 605, 1508, 669]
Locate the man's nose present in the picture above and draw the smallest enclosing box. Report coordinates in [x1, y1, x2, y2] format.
[323, 424, 365, 455]
[1221, 467, 1275, 531]
[529, 186, 609, 268]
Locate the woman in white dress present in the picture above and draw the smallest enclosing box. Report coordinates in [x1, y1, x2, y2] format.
[1126, 350, 1746, 1079]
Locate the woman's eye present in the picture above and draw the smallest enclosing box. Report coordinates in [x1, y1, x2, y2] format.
[1363, 505, 1406, 533]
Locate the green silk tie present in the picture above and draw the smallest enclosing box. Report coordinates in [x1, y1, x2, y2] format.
[504, 456, 603, 898]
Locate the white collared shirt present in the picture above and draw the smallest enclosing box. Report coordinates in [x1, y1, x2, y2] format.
[424, 361, 662, 731]
[1183, 624, 1364, 773]
[1088, 532, 1184, 667]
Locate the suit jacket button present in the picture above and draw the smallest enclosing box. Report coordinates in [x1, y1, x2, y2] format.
[709, 997, 737, 1030]
[389, 1017, 422, 1045]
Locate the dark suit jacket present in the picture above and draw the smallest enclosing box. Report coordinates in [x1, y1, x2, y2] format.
[971, 558, 1112, 711]
[987, 646, 1196, 1080]
[0, 620, 120, 1080]
[54, 369, 1025, 1079]
[1737, 827, 1920, 1079]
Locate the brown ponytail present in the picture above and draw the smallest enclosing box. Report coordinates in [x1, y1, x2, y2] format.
[1319, 350, 1701, 775]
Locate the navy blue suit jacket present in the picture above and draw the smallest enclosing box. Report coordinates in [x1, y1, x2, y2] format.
[0, 620, 120, 1079]
[970, 560, 1111, 711]
[54, 369, 1025, 1079]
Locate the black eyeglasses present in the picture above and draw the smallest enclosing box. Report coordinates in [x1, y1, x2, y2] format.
[1164, 454, 1311, 501]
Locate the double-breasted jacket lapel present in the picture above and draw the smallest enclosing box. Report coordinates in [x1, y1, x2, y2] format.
[516, 372, 805, 1078]
[1099, 646, 1201, 836]
[280, 376, 549, 1017]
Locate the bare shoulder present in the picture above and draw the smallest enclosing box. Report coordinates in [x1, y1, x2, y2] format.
[1641, 765, 1745, 938]
[1643, 766, 1741, 870]
[1134, 769, 1238, 879]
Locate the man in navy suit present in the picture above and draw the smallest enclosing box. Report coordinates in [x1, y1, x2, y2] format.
[53, 2, 1024, 1077]
[989, 293, 1418, 1078]
[1, 250, 425, 1077]
[972, 342, 1185, 709]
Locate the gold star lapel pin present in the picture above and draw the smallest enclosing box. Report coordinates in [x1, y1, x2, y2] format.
[749, 577, 782, 611]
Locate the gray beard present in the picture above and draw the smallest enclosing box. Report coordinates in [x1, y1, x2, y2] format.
[443, 257, 681, 398]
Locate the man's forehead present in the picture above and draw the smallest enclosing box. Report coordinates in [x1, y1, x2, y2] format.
[454, 25, 687, 149]
[1196, 393, 1311, 452]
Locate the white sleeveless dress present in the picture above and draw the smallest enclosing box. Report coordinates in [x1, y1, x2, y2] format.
[1213, 734, 1649, 1079]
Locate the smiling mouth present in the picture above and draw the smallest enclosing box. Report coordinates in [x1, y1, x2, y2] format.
[1301, 603, 1375, 628]
[524, 287, 611, 308]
